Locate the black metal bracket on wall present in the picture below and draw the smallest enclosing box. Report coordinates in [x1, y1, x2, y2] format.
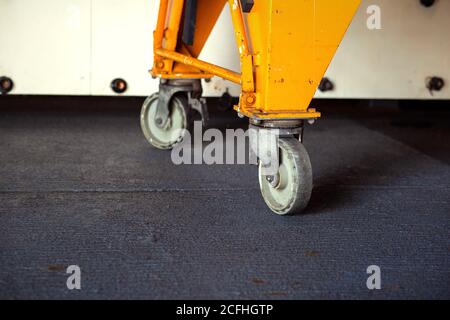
[182, 0, 198, 45]
[240, 0, 254, 13]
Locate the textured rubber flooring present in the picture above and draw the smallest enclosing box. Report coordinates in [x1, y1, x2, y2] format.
[0, 97, 449, 299]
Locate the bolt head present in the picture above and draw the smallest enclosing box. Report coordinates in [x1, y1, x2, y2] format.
[245, 94, 256, 106]
[156, 61, 165, 69]
[427, 76, 445, 92]
[266, 174, 280, 188]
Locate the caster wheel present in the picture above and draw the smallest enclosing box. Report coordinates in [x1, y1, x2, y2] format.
[258, 138, 313, 215]
[140, 93, 191, 150]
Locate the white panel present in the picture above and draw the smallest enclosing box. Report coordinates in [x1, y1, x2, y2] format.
[89, 0, 240, 97]
[0, 0, 91, 95]
[315, 0, 450, 99]
[90, 0, 158, 96]
[90, 0, 240, 97]
[198, 3, 241, 97]
[0, 0, 448, 99]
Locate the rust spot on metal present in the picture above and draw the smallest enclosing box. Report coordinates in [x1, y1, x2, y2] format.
[47, 264, 65, 271]
[251, 277, 266, 285]
[305, 250, 320, 257]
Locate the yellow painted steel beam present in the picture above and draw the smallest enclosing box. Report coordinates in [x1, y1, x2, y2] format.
[238, 0, 361, 119]
[227, 0, 254, 93]
[151, 0, 361, 121]
[153, 0, 168, 50]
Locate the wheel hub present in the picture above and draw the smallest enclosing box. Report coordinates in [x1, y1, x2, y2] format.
[258, 138, 313, 215]
[140, 93, 189, 150]
[266, 173, 280, 188]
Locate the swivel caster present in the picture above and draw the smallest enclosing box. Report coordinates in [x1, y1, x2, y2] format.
[258, 138, 313, 215]
[140, 93, 191, 150]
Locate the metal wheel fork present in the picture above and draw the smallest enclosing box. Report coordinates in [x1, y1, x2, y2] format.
[250, 120, 312, 215]
[155, 79, 208, 128]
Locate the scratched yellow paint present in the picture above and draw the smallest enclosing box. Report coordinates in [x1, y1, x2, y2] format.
[152, 0, 361, 120]
[241, 0, 361, 119]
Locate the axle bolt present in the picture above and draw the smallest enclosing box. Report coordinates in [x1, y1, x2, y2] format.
[245, 94, 256, 106]
[156, 61, 165, 69]
[266, 174, 280, 188]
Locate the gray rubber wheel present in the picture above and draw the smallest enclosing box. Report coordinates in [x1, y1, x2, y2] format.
[258, 138, 313, 215]
[140, 93, 190, 150]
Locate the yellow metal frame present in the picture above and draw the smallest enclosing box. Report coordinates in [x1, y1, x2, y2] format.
[151, 0, 361, 120]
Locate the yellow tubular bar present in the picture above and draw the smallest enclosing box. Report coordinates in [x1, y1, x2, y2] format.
[155, 48, 242, 84]
[227, 0, 254, 93]
[165, 0, 185, 51]
[153, 0, 168, 50]
[228, 0, 250, 57]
